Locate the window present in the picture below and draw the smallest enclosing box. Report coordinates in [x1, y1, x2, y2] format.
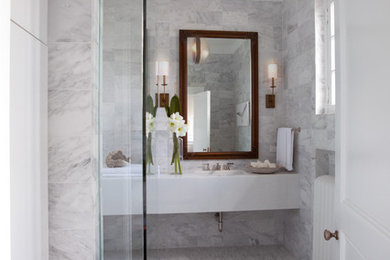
[326, 0, 336, 109]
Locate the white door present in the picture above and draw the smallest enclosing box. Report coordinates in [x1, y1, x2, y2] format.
[335, 0, 390, 259]
[191, 91, 210, 152]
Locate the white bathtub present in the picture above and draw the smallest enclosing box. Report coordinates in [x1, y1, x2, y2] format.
[101, 165, 300, 216]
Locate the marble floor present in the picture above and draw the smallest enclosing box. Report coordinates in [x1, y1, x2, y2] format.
[105, 245, 296, 260]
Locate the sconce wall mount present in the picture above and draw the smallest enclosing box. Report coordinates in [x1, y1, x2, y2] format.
[266, 63, 277, 108]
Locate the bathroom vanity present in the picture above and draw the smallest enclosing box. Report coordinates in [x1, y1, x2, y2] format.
[102, 165, 300, 215]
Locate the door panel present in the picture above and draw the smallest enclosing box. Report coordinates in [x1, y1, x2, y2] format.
[336, 0, 390, 259]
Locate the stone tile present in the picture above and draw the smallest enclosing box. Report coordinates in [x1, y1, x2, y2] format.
[49, 136, 94, 184]
[49, 89, 93, 138]
[48, 0, 91, 42]
[49, 43, 92, 90]
[49, 183, 96, 230]
[49, 229, 96, 260]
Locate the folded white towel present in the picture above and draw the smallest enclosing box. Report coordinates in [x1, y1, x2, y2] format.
[250, 160, 277, 168]
[276, 128, 294, 171]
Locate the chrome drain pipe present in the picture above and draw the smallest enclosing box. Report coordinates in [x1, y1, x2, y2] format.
[215, 212, 223, 232]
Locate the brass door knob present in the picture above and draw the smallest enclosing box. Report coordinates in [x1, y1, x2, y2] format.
[324, 229, 339, 241]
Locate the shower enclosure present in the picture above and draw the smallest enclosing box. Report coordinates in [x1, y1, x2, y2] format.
[99, 0, 146, 258]
[99, 0, 300, 259]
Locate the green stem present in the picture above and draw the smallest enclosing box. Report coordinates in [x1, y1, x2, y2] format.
[146, 133, 153, 174]
[177, 153, 182, 174]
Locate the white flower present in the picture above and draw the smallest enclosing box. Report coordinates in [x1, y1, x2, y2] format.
[167, 117, 180, 132]
[146, 112, 154, 121]
[175, 124, 188, 137]
[170, 112, 183, 121]
[167, 112, 188, 137]
[146, 112, 155, 134]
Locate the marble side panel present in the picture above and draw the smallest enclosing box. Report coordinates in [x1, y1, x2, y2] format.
[104, 211, 285, 252]
[48, 89, 93, 138]
[49, 229, 96, 260]
[48, 0, 91, 42]
[49, 43, 92, 90]
[48, 0, 99, 258]
[49, 135, 94, 184]
[49, 183, 96, 230]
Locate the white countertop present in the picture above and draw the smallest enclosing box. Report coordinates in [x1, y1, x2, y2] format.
[101, 165, 300, 215]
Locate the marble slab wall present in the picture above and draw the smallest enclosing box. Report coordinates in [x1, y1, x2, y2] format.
[48, 0, 99, 259]
[104, 211, 286, 253]
[232, 42, 252, 151]
[188, 53, 237, 152]
[277, 0, 335, 259]
[142, 0, 287, 253]
[101, 0, 143, 164]
[148, 0, 284, 171]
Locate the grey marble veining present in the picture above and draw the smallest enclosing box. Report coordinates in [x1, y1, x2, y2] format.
[48, 0, 99, 258]
[104, 211, 285, 253]
[101, 0, 143, 164]
[48, 89, 93, 138]
[49, 43, 92, 90]
[49, 183, 96, 230]
[49, 135, 94, 184]
[276, 0, 336, 259]
[48, 0, 91, 43]
[106, 245, 296, 260]
[147, 0, 284, 171]
[50, 229, 96, 260]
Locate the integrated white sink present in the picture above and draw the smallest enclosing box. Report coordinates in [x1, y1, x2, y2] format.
[196, 169, 246, 176]
[101, 165, 300, 215]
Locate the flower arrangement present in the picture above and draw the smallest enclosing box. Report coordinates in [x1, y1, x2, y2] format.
[165, 95, 188, 174]
[146, 95, 157, 174]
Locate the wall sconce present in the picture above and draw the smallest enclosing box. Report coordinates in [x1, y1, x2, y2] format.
[266, 63, 277, 108]
[155, 61, 169, 107]
[190, 37, 209, 64]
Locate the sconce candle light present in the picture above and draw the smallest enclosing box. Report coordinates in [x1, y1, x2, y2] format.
[191, 37, 209, 64]
[155, 61, 170, 107]
[266, 63, 277, 108]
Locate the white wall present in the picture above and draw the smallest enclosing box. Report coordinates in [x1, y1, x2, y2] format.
[0, 0, 11, 259]
[9, 0, 48, 259]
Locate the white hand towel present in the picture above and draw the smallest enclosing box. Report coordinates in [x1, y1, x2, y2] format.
[276, 128, 294, 171]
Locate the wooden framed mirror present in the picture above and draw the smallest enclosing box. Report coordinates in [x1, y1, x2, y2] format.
[179, 30, 258, 160]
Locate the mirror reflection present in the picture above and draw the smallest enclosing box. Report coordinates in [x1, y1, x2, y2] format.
[186, 38, 252, 152]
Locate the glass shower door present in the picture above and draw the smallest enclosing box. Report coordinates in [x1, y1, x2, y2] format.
[99, 0, 145, 259]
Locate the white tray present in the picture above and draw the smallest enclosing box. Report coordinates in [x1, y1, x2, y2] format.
[244, 165, 283, 174]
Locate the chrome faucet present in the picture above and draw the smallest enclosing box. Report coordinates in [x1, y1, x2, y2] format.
[223, 163, 234, 170]
[213, 163, 222, 171]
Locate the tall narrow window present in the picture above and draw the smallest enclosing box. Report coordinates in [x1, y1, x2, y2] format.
[327, 0, 336, 108]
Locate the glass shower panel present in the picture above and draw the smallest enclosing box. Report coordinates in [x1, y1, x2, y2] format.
[99, 0, 144, 259]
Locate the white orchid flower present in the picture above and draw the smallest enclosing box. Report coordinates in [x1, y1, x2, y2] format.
[175, 124, 188, 137]
[167, 118, 179, 132]
[146, 112, 154, 120]
[146, 112, 155, 134]
[170, 112, 183, 121]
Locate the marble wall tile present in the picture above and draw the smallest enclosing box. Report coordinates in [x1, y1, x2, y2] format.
[49, 136, 94, 184]
[49, 229, 96, 260]
[49, 43, 92, 90]
[48, 0, 99, 258]
[48, 89, 93, 138]
[278, 0, 335, 259]
[49, 183, 96, 230]
[48, 0, 91, 43]
[104, 211, 285, 252]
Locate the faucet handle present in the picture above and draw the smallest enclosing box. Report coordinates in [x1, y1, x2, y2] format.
[224, 162, 234, 170]
[213, 163, 221, 171]
[202, 163, 210, 171]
